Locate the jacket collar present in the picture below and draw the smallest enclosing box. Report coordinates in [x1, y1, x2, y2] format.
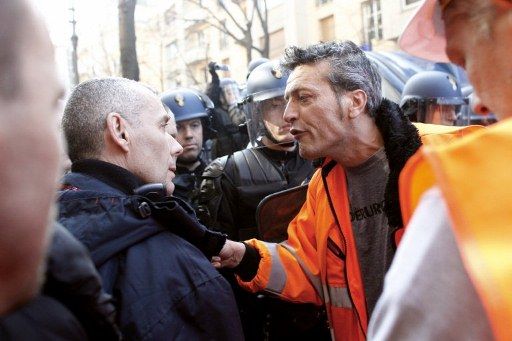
[374, 98, 422, 228]
[71, 159, 145, 195]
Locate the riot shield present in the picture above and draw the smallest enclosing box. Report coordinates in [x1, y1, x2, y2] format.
[256, 184, 308, 242]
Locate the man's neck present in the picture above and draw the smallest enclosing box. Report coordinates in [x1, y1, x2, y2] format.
[333, 119, 384, 168]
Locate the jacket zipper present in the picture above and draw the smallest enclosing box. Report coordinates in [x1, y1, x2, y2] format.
[321, 164, 367, 338]
[327, 237, 345, 260]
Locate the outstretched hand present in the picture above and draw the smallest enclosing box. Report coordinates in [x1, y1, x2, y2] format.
[211, 240, 246, 269]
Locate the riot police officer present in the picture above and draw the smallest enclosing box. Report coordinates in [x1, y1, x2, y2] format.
[401, 70, 468, 126]
[199, 61, 328, 341]
[161, 88, 215, 212]
[200, 61, 314, 240]
[206, 62, 248, 158]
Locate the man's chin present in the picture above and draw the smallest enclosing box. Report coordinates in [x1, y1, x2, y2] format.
[298, 144, 317, 160]
[165, 182, 175, 196]
[178, 154, 200, 164]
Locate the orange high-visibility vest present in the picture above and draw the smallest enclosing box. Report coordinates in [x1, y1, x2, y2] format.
[238, 123, 482, 340]
[400, 119, 512, 341]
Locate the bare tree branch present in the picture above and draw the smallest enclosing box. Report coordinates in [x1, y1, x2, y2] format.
[230, 0, 250, 24]
[216, 0, 247, 33]
[183, 0, 270, 61]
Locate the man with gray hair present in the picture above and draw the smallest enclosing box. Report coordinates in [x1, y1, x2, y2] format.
[58, 77, 243, 340]
[212, 40, 466, 340]
[369, 0, 512, 339]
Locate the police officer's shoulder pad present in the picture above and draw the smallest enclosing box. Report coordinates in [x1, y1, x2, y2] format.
[202, 156, 229, 178]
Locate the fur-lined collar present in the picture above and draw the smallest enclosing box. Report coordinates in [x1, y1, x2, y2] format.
[375, 98, 422, 228]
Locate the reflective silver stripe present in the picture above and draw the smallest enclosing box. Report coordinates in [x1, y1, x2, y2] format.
[263, 242, 287, 294]
[325, 285, 352, 308]
[279, 241, 324, 300]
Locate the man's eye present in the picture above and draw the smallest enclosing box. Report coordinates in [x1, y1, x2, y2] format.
[298, 95, 310, 103]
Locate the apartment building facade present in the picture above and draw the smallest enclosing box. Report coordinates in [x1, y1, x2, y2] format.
[156, 0, 423, 91]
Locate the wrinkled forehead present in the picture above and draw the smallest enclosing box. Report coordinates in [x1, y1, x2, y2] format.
[285, 62, 330, 98]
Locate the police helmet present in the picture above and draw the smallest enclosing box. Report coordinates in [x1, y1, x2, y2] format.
[161, 87, 213, 122]
[244, 61, 289, 103]
[400, 71, 467, 125]
[160, 88, 216, 138]
[246, 57, 270, 79]
[400, 71, 465, 107]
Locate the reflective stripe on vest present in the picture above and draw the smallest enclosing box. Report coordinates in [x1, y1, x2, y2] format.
[268, 241, 352, 309]
[262, 241, 287, 294]
[280, 241, 324, 300]
[325, 286, 352, 309]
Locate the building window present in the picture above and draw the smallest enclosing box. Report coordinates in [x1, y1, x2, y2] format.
[165, 41, 178, 61]
[319, 15, 335, 42]
[187, 31, 205, 49]
[316, 0, 332, 6]
[263, 28, 285, 60]
[362, 0, 383, 47]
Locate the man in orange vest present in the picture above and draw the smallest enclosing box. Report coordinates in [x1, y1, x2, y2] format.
[212, 40, 477, 340]
[368, 0, 512, 340]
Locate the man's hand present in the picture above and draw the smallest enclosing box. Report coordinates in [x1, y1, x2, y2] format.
[211, 240, 246, 268]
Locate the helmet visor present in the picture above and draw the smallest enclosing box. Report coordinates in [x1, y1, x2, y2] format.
[244, 96, 292, 146]
[405, 97, 469, 126]
[221, 83, 241, 108]
[425, 103, 464, 126]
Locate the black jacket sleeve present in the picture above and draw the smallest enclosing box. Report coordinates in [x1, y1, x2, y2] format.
[144, 196, 227, 259]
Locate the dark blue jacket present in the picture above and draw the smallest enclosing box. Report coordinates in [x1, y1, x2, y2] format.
[57, 160, 243, 341]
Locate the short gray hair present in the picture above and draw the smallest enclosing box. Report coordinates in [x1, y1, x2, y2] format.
[62, 77, 152, 162]
[282, 41, 382, 117]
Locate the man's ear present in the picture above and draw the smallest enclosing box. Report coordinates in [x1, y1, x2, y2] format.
[105, 112, 130, 152]
[347, 89, 368, 119]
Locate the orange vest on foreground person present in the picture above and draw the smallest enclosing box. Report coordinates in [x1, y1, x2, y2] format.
[400, 118, 512, 341]
[237, 123, 482, 341]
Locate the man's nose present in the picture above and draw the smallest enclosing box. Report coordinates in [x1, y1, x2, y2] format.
[184, 126, 194, 137]
[283, 100, 296, 123]
[172, 138, 183, 156]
